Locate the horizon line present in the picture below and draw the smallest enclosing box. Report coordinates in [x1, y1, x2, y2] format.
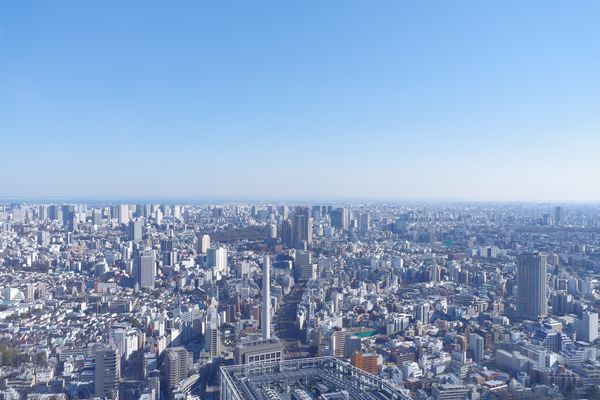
[0, 195, 599, 205]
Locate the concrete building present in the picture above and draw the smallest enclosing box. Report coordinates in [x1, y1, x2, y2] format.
[164, 347, 189, 395]
[431, 384, 470, 400]
[517, 253, 548, 320]
[234, 338, 284, 365]
[205, 302, 221, 357]
[199, 234, 211, 255]
[576, 311, 599, 343]
[137, 249, 156, 289]
[94, 346, 120, 400]
[469, 333, 484, 362]
[351, 352, 379, 374]
[128, 219, 142, 242]
[262, 255, 271, 340]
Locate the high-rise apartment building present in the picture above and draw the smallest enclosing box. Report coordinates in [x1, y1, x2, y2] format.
[199, 234, 211, 255]
[205, 303, 221, 357]
[330, 329, 348, 358]
[164, 347, 189, 393]
[351, 352, 379, 374]
[468, 333, 484, 362]
[517, 253, 548, 320]
[206, 247, 228, 279]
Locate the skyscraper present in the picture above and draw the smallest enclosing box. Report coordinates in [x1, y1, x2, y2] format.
[136, 249, 156, 289]
[555, 206, 565, 226]
[292, 206, 312, 248]
[262, 255, 271, 340]
[94, 346, 120, 400]
[359, 213, 371, 233]
[128, 219, 142, 242]
[206, 247, 228, 279]
[92, 209, 103, 225]
[280, 219, 293, 246]
[199, 234, 211, 255]
[517, 253, 548, 320]
[38, 205, 48, 221]
[205, 301, 221, 357]
[330, 207, 349, 231]
[118, 204, 130, 225]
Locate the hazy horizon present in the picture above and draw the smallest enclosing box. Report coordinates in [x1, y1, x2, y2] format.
[1, 195, 599, 206]
[1, 1, 599, 201]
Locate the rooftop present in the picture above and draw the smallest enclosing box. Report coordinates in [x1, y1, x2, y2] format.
[220, 356, 411, 400]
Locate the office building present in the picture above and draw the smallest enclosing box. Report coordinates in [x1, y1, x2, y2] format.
[95, 346, 120, 400]
[359, 213, 370, 232]
[206, 247, 228, 279]
[128, 219, 142, 242]
[280, 219, 293, 246]
[555, 206, 565, 226]
[431, 384, 470, 400]
[118, 204, 130, 225]
[38, 205, 48, 221]
[234, 338, 284, 365]
[136, 249, 156, 289]
[330, 207, 349, 231]
[292, 206, 312, 247]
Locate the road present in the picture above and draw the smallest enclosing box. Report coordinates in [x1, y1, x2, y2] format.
[273, 281, 316, 359]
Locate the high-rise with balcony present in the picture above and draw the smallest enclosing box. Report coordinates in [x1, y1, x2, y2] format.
[517, 253, 548, 320]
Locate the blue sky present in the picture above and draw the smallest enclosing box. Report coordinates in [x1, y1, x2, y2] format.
[1, 1, 599, 201]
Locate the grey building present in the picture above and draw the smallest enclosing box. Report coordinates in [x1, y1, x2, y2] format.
[136, 249, 156, 289]
[128, 219, 142, 242]
[517, 252, 548, 320]
[164, 347, 189, 395]
[233, 338, 284, 365]
[95, 346, 120, 400]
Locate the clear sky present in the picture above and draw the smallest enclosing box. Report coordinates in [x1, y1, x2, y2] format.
[1, 1, 599, 202]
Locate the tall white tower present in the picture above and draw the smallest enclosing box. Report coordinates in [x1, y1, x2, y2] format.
[262, 255, 271, 340]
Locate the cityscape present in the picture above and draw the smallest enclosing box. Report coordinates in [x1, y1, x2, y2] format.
[2, 1, 600, 400]
[0, 203, 600, 399]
